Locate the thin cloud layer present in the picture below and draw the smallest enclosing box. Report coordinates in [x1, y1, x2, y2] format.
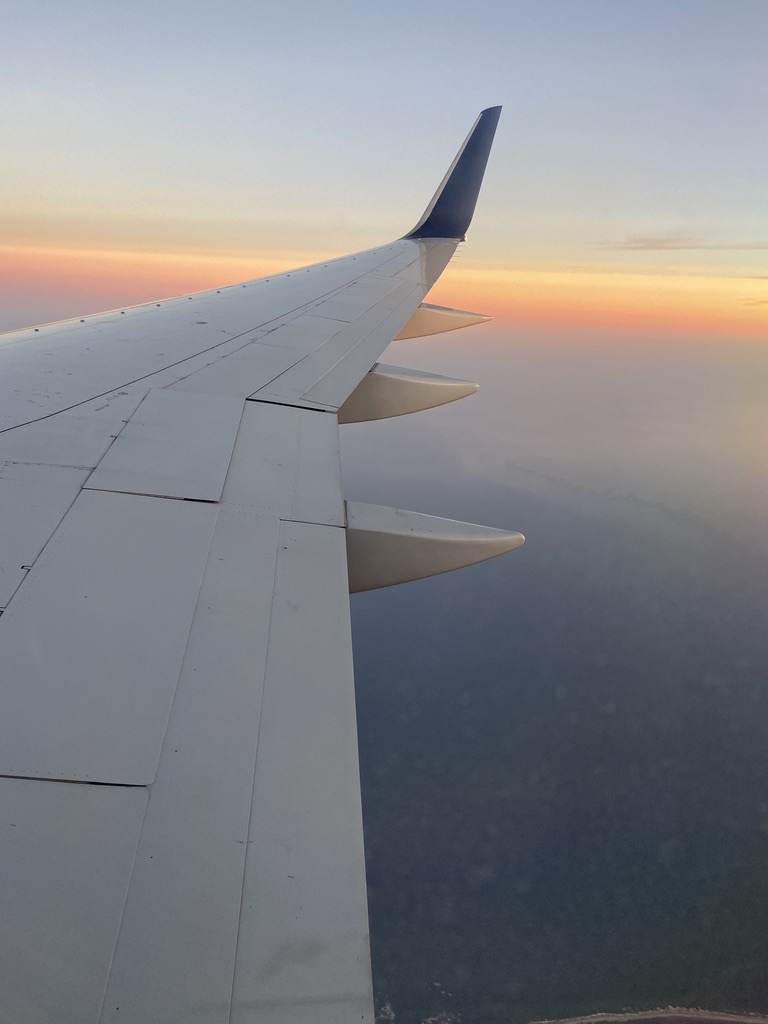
[599, 233, 768, 251]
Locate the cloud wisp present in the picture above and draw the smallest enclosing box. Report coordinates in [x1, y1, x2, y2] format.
[598, 232, 768, 251]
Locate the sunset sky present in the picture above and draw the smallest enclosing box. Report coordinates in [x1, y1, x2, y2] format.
[2, 0, 766, 337]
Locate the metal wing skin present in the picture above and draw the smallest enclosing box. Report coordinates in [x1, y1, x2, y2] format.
[0, 107, 520, 1023]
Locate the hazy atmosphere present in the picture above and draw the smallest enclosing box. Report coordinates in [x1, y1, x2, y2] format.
[345, 327, 768, 1021]
[3, 1, 767, 1021]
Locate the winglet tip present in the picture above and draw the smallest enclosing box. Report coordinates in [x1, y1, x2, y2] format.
[403, 106, 503, 240]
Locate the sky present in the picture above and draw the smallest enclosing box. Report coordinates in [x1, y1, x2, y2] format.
[3, 3, 768, 1022]
[2, 0, 767, 337]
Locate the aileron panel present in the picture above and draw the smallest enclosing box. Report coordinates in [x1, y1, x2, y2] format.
[222, 402, 344, 526]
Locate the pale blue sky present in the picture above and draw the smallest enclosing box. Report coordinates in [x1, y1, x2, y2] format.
[3, 0, 766, 265]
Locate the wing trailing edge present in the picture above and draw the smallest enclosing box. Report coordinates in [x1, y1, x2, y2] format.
[341, 107, 524, 591]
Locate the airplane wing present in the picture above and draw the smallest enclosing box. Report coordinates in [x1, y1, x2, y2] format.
[0, 106, 522, 1023]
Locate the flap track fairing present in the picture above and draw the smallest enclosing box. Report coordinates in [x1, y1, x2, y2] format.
[345, 501, 524, 592]
[394, 302, 491, 341]
[338, 363, 478, 423]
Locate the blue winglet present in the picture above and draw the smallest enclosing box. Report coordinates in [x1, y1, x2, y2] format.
[403, 106, 502, 240]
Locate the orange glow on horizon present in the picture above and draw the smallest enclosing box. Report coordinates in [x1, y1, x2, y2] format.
[2, 244, 766, 340]
[428, 267, 768, 340]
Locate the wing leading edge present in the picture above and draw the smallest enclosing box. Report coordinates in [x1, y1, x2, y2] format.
[0, 107, 521, 1023]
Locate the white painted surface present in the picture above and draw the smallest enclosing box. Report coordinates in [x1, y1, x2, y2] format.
[346, 500, 525, 592]
[244, 313, 346, 354]
[0, 243, 423, 431]
[310, 274, 402, 322]
[338, 362, 478, 423]
[0, 463, 89, 606]
[301, 284, 426, 408]
[253, 280, 425, 407]
[168, 341, 300, 396]
[0, 238, 458, 433]
[0, 489, 217, 784]
[100, 510, 281, 1023]
[231, 520, 373, 1024]
[0, 388, 147, 468]
[395, 301, 492, 339]
[85, 389, 244, 501]
[223, 401, 344, 526]
[0, 779, 147, 1024]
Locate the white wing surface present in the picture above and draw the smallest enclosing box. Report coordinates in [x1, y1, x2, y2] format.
[0, 107, 521, 1023]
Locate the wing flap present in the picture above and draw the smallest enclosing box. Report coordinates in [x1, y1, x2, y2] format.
[250, 275, 425, 406]
[0, 780, 147, 1024]
[99, 509, 282, 1024]
[0, 490, 217, 784]
[223, 402, 344, 526]
[230, 520, 371, 1024]
[99, 408, 366, 1022]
